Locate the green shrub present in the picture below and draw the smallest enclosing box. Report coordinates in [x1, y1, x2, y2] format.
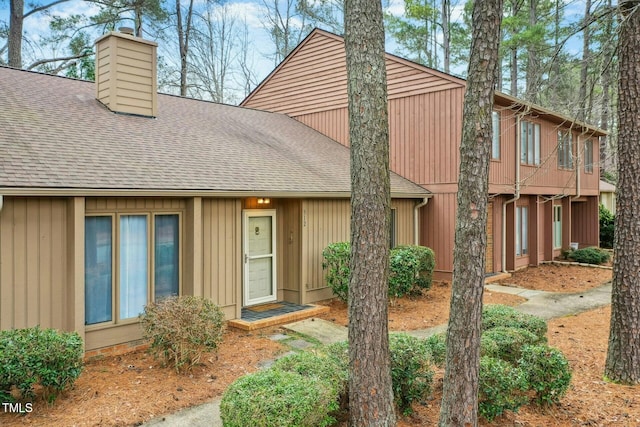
[518, 344, 572, 405]
[271, 351, 347, 396]
[0, 326, 83, 403]
[566, 246, 611, 265]
[599, 204, 615, 249]
[394, 245, 436, 292]
[478, 356, 529, 422]
[389, 247, 420, 298]
[321, 241, 351, 302]
[322, 242, 437, 302]
[220, 369, 339, 427]
[481, 326, 542, 363]
[482, 305, 547, 342]
[389, 334, 434, 415]
[140, 296, 225, 372]
[322, 337, 435, 415]
[424, 332, 447, 367]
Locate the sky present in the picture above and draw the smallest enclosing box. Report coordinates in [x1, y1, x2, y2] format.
[0, 0, 595, 99]
[0, 0, 407, 83]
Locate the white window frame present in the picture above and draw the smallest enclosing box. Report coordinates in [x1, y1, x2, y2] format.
[492, 111, 501, 160]
[584, 139, 594, 173]
[558, 130, 573, 169]
[515, 206, 529, 257]
[553, 205, 562, 249]
[521, 121, 541, 165]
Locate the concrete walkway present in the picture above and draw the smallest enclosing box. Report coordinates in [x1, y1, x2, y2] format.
[142, 281, 612, 427]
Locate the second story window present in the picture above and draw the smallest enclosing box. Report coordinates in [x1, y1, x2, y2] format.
[520, 120, 540, 165]
[492, 111, 500, 160]
[584, 139, 594, 173]
[558, 131, 573, 169]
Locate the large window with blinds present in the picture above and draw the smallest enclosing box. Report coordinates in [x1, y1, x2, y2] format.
[85, 213, 180, 326]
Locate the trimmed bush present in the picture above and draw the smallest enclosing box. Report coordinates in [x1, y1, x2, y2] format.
[0, 326, 83, 403]
[478, 356, 529, 422]
[599, 204, 615, 249]
[481, 326, 542, 363]
[140, 296, 225, 372]
[321, 242, 351, 302]
[220, 369, 339, 427]
[394, 245, 436, 292]
[424, 332, 447, 367]
[322, 242, 436, 302]
[389, 334, 434, 415]
[271, 351, 347, 396]
[482, 304, 547, 342]
[323, 337, 434, 415]
[518, 344, 572, 405]
[389, 247, 421, 298]
[566, 246, 611, 265]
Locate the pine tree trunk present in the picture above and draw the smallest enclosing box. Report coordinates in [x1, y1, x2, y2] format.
[525, 0, 538, 103]
[8, 0, 23, 68]
[578, 0, 591, 122]
[604, 0, 640, 385]
[438, 0, 503, 424]
[344, 0, 396, 425]
[598, 0, 613, 174]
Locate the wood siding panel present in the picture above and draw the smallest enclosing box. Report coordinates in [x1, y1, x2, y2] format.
[95, 32, 157, 117]
[202, 199, 241, 314]
[393, 199, 415, 246]
[388, 89, 464, 186]
[244, 31, 464, 117]
[0, 197, 67, 331]
[85, 198, 185, 212]
[301, 200, 351, 297]
[278, 200, 302, 303]
[571, 197, 599, 248]
[296, 108, 350, 147]
[422, 193, 457, 274]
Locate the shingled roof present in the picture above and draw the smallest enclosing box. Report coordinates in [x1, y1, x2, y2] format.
[0, 66, 428, 198]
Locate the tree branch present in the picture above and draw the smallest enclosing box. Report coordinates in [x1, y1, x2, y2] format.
[26, 50, 92, 71]
[23, 0, 71, 19]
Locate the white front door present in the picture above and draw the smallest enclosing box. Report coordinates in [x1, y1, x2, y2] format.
[243, 210, 277, 306]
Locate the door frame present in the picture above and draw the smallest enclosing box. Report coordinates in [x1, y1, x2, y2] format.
[242, 209, 277, 306]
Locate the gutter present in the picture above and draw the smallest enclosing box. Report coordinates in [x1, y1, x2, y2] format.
[414, 197, 430, 245]
[502, 114, 523, 273]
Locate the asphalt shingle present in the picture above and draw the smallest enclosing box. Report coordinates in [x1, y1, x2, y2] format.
[0, 66, 429, 198]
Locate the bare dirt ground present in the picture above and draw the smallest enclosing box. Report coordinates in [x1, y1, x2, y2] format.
[2, 263, 628, 427]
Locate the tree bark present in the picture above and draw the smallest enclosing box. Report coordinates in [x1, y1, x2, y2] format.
[577, 0, 591, 122]
[344, 0, 396, 425]
[438, 0, 503, 424]
[9, 0, 24, 68]
[525, 0, 538, 102]
[604, 0, 640, 385]
[442, 0, 451, 74]
[598, 0, 613, 174]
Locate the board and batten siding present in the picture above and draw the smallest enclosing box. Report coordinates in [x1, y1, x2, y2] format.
[571, 197, 599, 248]
[0, 197, 68, 331]
[202, 199, 241, 319]
[300, 199, 416, 303]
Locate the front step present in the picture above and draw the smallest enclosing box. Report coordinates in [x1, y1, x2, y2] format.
[228, 304, 330, 331]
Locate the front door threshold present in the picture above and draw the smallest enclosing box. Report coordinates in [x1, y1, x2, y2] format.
[228, 304, 330, 331]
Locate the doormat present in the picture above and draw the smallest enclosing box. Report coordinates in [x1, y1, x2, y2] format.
[241, 301, 312, 322]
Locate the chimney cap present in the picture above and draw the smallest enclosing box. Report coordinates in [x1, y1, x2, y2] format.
[118, 27, 135, 35]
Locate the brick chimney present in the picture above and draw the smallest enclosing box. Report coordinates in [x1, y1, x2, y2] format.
[95, 29, 158, 117]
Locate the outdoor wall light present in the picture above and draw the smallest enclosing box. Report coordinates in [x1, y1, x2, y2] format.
[257, 198, 271, 204]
